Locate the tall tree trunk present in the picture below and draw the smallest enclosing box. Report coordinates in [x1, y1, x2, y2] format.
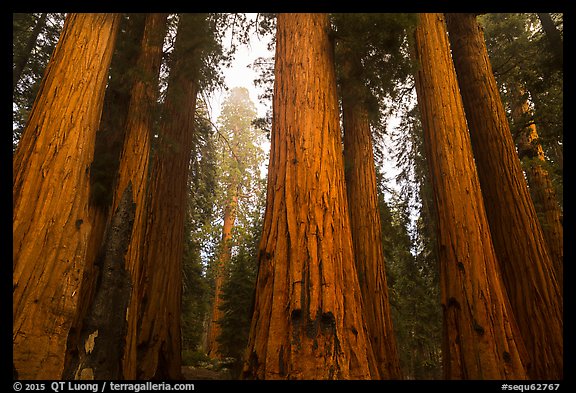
[63, 14, 147, 377]
[413, 13, 528, 380]
[242, 13, 378, 380]
[445, 13, 563, 380]
[206, 188, 238, 358]
[509, 83, 563, 291]
[102, 13, 168, 380]
[13, 13, 48, 91]
[536, 13, 563, 72]
[134, 13, 204, 380]
[13, 13, 120, 380]
[340, 48, 402, 380]
[68, 184, 135, 380]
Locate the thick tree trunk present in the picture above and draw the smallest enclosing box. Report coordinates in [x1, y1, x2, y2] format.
[242, 13, 378, 380]
[63, 14, 147, 376]
[61, 12, 148, 381]
[68, 184, 135, 380]
[13, 13, 47, 91]
[13, 13, 120, 379]
[134, 13, 204, 380]
[88, 14, 147, 211]
[445, 13, 563, 380]
[413, 13, 528, 380]
[109, 13, 169, 380]
[206, 189, 238, 358]
[510, 83, 563, 291]
[341, 49, 402, 380]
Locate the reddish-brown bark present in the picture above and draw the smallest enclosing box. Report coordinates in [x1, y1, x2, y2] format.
[446, 13, 563, 379]
[510, 83, 563, 292]
[242, 13, 378, 380]
[413, 13, 528, 380]
[206, 190, 238, 358]
[341, 48, 403, 380]
[13, 13, 120, 379]
[63, 15, 147, 378]
[107, 13, 169, 380]
[134, 13, 204, 380]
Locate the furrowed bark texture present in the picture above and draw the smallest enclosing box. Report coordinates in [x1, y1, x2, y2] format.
[133, 13, 203, 380]
[510, 83, 563, 291]
[413, 13, 528, 380]
[63, 14, 147, 376]
[13, 13, 120, 379]
[341, 50, 403, 380]
[242, 13, 378, 380]
[70, 184, 135, 380]
[112, 12, 169, 380]
[445, 13, 563, 380]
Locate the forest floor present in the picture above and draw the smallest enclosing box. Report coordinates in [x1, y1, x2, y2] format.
[181, 365, 233, 380]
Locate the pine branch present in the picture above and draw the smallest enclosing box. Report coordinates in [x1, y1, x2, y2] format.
[198, 111, 243, 167]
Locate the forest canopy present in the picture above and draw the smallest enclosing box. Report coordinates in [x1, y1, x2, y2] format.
[12, 12, 563, 381]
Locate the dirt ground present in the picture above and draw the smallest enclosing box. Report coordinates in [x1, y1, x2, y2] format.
[181, 366, 232, 380]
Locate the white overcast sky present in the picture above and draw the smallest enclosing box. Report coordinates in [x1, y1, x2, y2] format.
[205, 14, 274, 124]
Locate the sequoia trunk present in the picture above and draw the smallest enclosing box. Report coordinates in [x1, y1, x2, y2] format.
[341, 49, 403, 380]
[510, 83, 563, 291]
[13, 13, 120, 379]
[413, 13, 528, 380]
[206, 189, 238, 358]
[134, 13, 204, 380]
[63, 14, 147, 377]
[242, 13, 378, 380]
[445, 13, 563, 379]
[110, 13, 168, 380]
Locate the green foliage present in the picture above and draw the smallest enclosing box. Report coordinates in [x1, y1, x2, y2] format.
[249, 56, 275, 139]
[181, 350, 211, 367]
[379, 188, 442, 380]
[181, 234, 210, 352]
[215, 194, 263, 378]
[12, 13, 65, 150]
[89, 14, 148, 209]
[480, 13, 563, 203]
[215, 245, 258, 377]
[375, 75, 442, 378]
[207, 87, 267, 266]
[195, 86, 267, 374]
[181, 103, 219, 352]
[332, 13, 418, 122]
[332, 13, 418, 171]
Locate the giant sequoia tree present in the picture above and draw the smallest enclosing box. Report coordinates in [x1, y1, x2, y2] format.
[12, 12, 562, 382]
[445, 13, 562, 380]
[340, 45, 402, 380]
[110, 13, 169, 380]
[206, 87, 264, 358]
[509, 83, 563, 288]
[413, 13, 528, 379]
[61, 14, 148, 379]
[206, 189, 238, 359]
[13, 13, 120, 379]
[134, 13, 208, 380]
[242, 13, 378, 380]
[478, 13, 563, 288]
